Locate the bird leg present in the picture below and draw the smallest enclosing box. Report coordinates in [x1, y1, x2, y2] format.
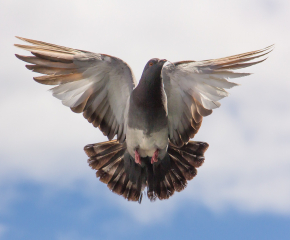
[151, 149, 159, 164]
[135, 149, 141, 165]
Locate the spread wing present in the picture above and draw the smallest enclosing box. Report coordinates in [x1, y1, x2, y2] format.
[162, 45, 274, 147]
[15, 37, 136, 142]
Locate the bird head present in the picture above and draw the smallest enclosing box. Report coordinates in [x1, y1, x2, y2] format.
[140, 58, 167, 82]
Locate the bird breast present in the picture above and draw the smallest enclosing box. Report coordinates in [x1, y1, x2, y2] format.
[126, 127, 168, 158]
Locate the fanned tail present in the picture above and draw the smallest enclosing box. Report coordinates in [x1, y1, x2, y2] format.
[84, 140, 144, 203]
[146, 141, 209, 201]
[84, 140, 209, 203]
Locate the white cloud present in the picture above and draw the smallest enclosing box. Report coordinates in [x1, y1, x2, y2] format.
[1, 0, 290, 223]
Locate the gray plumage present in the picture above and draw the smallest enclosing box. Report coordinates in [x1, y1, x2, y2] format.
[15, 37, 273, 202]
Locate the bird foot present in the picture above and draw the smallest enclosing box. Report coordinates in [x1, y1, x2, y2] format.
[135, 150, 141, 165]
[151, 149, 159, 164]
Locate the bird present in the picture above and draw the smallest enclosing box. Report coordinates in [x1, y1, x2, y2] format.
[15, 37, 273, 203]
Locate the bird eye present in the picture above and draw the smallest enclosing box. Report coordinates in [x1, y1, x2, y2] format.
[149, 62, 153, 66]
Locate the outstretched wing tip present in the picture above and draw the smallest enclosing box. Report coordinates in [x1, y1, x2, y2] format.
[163, 44, 272, 146]
[15, 53, 30, 62]
[14, 44, 23, 49]
[15, 36, 33, 43]
[265, 44, 275, 50]
[15, 36, 23, 41]
[15, 37, 135, 141]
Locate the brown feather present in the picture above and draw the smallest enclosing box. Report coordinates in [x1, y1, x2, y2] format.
[84, 140, 120, 157]
[168, 168, 186, 192]
[182, 152, 205, 168]
[177, 121, 188, 143]
[70, 90, 92, 113]
[31, 50, 74, 63]
[170, 141, 209, 168]
[15, 36, 83, 54]
[168, 160, 187, 192]
[15, 54, 76, 68]
[195, 99, 213, 116]
[97, 168, 115, 184]
[159, 181, 170, 200]
[110, 171, 128, 195]
[85, 139, 209, 202]
[84, 109, 95, 122]
[201, 45, 273, 65]
[191, 118, 202, 131]
[92, 115, 101, 127]
[107, 161, 125, 187]
[99, 110, 112, 137]
[117, 124, 124, 142]
[188, 95, 203, 123]
[181, 114, 196, 139]
[96, 144, 125, 157]
[26, 65, 78, 75]
[168, 148, 197, 180]
[212, 51, 271, 68]
[164, 174, 175, 197]
[33, 73, 83, 85]
[107, 118, 118, 140]
[128, 189, 140, 201]
[172, 129, 184, 147]
[87, 151, 118, 170]
[218, 58, 267, 70]
[14, 44, 71, 54]
[91, 101, 109, 128]
[98, 160, 126, 185]
[70, 98, 89, 113]
[122, 181, 133, 200]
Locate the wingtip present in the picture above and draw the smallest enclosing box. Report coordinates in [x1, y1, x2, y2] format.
[25, 64, 33, 70]
[261, 44, 275, 55]
[15, 36, 31, 43]
[15, 53, 22, 59]
[15, 36, 30, 44]
[14, 43, 27, 50]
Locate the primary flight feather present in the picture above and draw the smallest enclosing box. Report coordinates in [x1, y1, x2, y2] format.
[15, 37, 273, 202]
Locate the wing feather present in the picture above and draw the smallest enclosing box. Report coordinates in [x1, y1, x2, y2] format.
[163, 45, 273, 146]
[25, 65, 78, 75]
[15, 37, 136, 141]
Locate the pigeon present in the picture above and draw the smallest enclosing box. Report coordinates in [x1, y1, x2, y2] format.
[15, 37, 273, 203]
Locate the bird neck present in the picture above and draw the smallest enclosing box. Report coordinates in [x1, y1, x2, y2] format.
[134, 75, 164, 106]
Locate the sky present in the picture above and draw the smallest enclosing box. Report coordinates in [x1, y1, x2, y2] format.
[0, 0, 290, 239]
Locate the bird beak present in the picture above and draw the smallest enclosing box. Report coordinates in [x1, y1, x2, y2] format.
[159, 59, 167, 63]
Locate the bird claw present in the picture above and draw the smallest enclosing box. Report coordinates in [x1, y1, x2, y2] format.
[135, 150, 141, 165]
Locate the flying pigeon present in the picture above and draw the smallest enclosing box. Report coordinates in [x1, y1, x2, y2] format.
[15, 37, 273, 203]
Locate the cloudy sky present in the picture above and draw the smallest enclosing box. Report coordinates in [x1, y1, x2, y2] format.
[1, 0, 290, 239]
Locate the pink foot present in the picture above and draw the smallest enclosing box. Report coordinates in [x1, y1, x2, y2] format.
[135, 150, 141, 165]
[151, 149, 159, 164]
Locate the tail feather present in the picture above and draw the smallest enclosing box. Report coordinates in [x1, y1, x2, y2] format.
[169, 141, 208, 167]
[168, 164, 187, 192]
[85, 140, 143, 202]
[105, 158, 124, 185]
[84, 140, 209, 203]
[163, 175, 175, 198]
[111, 171, 129, 195]
[168, 150, 197, 180]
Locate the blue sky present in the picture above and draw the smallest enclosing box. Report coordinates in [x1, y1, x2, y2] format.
[2, 182, 290, 240]
[1, 0, 290, 239]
